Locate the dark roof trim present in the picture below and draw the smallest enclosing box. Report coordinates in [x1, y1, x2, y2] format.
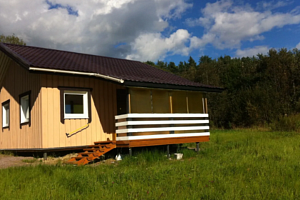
[124, 80, 224, 93]
[0, 43, 30, 70]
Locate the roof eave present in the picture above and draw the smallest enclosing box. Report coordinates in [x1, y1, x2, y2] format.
[0, 43, 30, 69]
[123, 80, 224, 93]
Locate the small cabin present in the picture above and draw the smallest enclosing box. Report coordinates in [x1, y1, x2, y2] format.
[0, 43, 222, 164]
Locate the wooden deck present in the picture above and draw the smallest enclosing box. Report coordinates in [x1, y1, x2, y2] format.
[116, 135, 209, 148]
[115, 113, 210, 147]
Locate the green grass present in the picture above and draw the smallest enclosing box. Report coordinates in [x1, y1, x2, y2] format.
[1, 129, 300, 199]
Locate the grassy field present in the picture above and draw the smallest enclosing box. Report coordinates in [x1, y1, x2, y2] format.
[0, 129, 300, 200]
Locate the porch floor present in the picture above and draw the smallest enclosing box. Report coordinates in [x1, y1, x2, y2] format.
[116, 135, 210, 148]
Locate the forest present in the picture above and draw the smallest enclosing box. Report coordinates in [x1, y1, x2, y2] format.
[146, 48, 300, 130]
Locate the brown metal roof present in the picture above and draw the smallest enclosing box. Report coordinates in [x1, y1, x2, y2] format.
[0, 43, 223, 92]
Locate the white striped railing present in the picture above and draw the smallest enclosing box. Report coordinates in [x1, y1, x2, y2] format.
[115, 113, 210, 141]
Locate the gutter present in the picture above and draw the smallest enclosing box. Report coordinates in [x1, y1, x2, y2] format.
[29, 67, 124, 83]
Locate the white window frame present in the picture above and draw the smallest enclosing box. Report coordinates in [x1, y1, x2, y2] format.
[2, 100, 10, 128]
[20, 94, 30, 124]
[64, 90, 89, 119]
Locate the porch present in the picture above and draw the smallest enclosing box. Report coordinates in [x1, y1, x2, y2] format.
[115, 113, 210, 148]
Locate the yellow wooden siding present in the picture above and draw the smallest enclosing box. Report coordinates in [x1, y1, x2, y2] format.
[0, 60, 42, 149]
[130, 88, 152, 113]
[172, 91, 188, 113]
[152, 90, 170, 113]
[40, 74, 125, 148]
[187, 92, 203, 113]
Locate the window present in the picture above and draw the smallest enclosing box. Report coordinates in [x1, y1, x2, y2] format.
[19, 91, 31, 126]
[2, 100, 10, 128]
[64, 91, 88, 119]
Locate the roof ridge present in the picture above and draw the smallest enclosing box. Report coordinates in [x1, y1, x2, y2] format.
[2, 43, 143, 64]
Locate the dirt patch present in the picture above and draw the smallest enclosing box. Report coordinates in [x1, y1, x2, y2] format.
[0, 153, 79, 169]
[0, 154, 39, 169]
[40, 153, 78, 165]
[0, 153, 116, 169]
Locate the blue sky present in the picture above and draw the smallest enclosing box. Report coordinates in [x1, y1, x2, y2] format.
[0, 0, 300, 65]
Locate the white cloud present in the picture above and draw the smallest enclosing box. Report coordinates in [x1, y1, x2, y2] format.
[154, 0, 192, 19]
[187, 0, 300, 50]
[126, 29, 191, 61]
[0, 0, 191, 59]
[236, 46, 269, 57]
[296, 42, 300, 49]
[257, 0, 292, 11]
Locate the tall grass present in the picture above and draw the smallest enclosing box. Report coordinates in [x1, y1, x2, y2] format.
[0, 129, 300, 199]
[271, 114, 300, 132]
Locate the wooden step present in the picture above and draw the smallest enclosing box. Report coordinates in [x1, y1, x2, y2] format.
[83, 148, 104, 152]
[94, 141, 114, 145]
[78, 152, 93, 156]
[88, 144, 111, 148]
[67, 141, 116, 166]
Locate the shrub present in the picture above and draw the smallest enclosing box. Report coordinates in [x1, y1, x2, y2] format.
[270, 114, 300, 132]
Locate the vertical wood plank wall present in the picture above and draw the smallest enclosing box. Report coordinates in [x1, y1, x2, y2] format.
[129, 88, 205, 136]
[40, 74, 125, 148]
[0, 59, 42, 149]
[0, 52, 10, 87]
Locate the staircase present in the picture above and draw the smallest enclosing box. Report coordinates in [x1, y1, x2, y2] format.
[67, 141, 116, 165]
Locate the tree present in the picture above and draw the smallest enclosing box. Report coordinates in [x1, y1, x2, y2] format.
[188, 56, 197, 69]
[199, 55, 212, 64]
[145, 61, 156, 67]
[0, 34, 26, 45]
[167, 62, 178, 74]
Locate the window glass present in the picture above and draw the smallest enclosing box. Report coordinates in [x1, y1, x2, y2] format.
[65, 94, 84, 114]
[21, 95, 29, 123]
[64, 91, 88, 119]
[2, 102, 9, 127]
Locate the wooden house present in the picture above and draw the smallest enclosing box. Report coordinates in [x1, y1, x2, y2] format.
[0, 43, 222, 165]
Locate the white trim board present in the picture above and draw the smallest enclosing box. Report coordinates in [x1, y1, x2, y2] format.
[116, 125, 210, 134]
[116, 120, 209, 127]
[115, 113, 209, 120]
[116, 132, 210, 141]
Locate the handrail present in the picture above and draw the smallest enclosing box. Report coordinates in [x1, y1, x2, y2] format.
[115, 113, 208, 120]
[66, 123, 90, 137]
[116, 120, 209, 127]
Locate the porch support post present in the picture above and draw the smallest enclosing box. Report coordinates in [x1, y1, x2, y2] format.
[196, 142, 199, 152]
[127, 118, 132, 136]
[129, 148, 132, 156]
[167, 145, 170, 158]
[43, 152, 47, 160]
[169, 117, 174, 134]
